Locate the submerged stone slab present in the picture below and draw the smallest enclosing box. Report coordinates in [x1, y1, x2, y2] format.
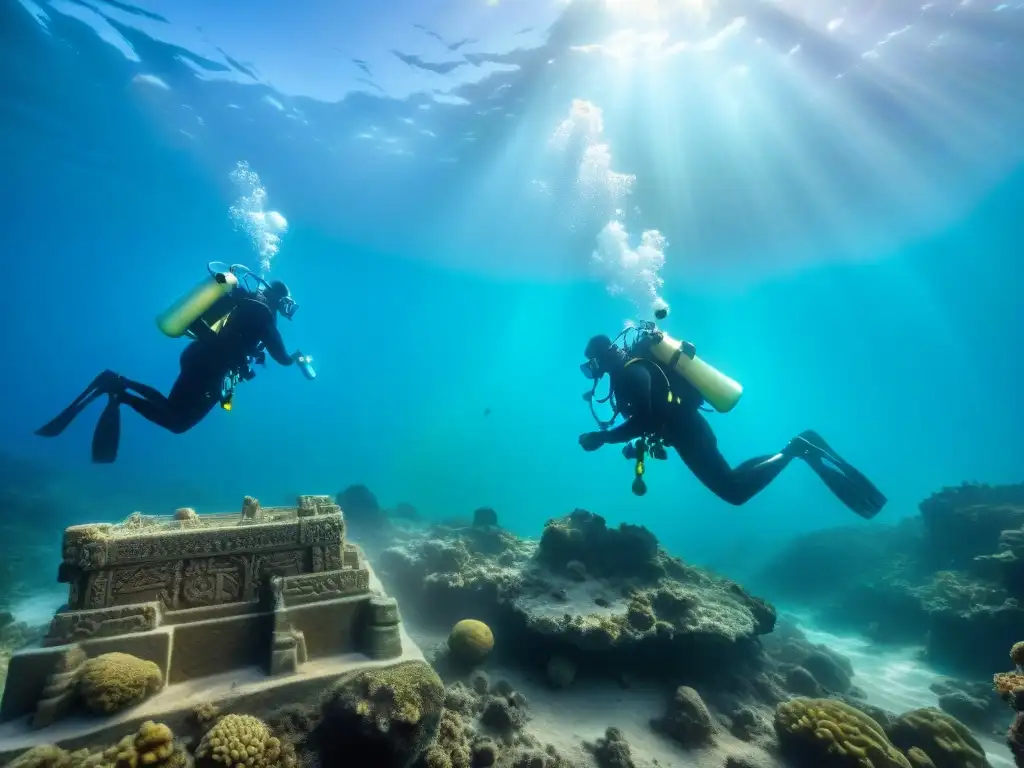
[0, 494, 408, 744]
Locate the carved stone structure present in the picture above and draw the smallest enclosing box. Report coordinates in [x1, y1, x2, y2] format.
[364, 596, 403, 660]
[0, 495, 403, 726]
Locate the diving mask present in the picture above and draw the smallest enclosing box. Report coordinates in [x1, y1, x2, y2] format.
[279, 296, 299, 320]
[580, 359, 602, 380]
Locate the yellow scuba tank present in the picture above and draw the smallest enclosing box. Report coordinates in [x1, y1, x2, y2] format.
[156, 270, 240, 338]
[646, 329, 743, 413]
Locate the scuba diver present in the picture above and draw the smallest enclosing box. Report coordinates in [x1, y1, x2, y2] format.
[577, 316, 886, 519]
[35, 263, 316, 463]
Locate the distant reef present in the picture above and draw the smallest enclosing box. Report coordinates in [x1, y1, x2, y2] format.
[755, 481, 1024, 679]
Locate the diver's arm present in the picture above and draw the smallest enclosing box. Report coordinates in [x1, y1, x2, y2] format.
[600, 366, 653, 444]
[601, 418, 646, 444]
[263, 326, 294, 366]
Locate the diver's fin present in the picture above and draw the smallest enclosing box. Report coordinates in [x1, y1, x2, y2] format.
[91, 395, 122, 464]
[34, 371, 122, 438]
[795, 430, 887, 519]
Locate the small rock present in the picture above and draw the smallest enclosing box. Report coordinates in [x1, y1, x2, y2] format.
[802, 651, 852, 694]
[937, 691, 990, 729]
[783, 666, 821, 697]
[565, 560, 588, 581]
[469, 670, 490, 696]
[729, 707, 760, 741]
[481, 696, 527, 734]
[546, 656, 577, 689]
[473, 507, 499, 527]
[493, 679, 516, 698]
[651, 686, 716, 747]
[472, 737, 500, 766]
[585, 726, 636, 768]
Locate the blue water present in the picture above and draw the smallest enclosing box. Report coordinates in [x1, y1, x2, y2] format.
[2, 0, 1022, 570]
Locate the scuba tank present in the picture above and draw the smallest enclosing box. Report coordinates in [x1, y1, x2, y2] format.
[643, 329, 743, 413]
[582, 306, 744, 494]
[156, 269, 240, 338]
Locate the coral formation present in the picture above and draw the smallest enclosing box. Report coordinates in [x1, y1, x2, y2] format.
[94, 720, 189, 768]
[377, 508, 776, 686]
[316, 660, 445, 766]
[774, 697, 912, 767]
[7, 744, 75, 768]
[448, 619, 495, 663]
[929, 678, 1005, 733]
[535, 510, 661, 581]
[584, 727, 636, 768]
[8, 720, 189, 768]
[410, 674, 573, 768]
[756, 482, 1024, 676]
[886, 708, 989, 768]
[78, 652, 163, 715]
[993, 643, 1024, 767]
[195, 713, 295, 768]
[420, 707, 472, 768]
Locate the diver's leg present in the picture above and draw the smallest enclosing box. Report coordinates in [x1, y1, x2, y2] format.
[670, 412, 794, 506]
[35, 370, 124, 437]
[119, 369, 218, 434]
[120, 378, 167, 403]
[788, 431, 887, 518]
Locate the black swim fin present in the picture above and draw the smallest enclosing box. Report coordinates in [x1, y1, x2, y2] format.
[91, 395, 121, 464]
[35, 371, 122, 438]
[792, 430, 887, 519]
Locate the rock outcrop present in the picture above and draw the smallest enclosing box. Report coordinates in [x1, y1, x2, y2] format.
[755, 482, 1024, 677]
[377, 509, 776, 684]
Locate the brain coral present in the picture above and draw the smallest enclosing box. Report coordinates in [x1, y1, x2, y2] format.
[448, 619, 494, 662]
[886, 708, 989, 768]
[774, 698, 912, 768]
[78, 652, 163, 715]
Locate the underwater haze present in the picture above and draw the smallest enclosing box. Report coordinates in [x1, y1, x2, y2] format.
[2, 0, 1023, 563]
[4, 1, 1024, 767]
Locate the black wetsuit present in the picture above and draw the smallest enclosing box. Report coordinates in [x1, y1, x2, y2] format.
[602, 360, 792, 505]
[118, 296, 294, 434]
[36, 293, 299, 463]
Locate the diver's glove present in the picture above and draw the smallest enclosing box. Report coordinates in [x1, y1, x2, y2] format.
[578, 431, 607, 452]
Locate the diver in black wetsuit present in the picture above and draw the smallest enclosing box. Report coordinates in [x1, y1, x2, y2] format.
[36, 280, 307, 463]
[577, 333, 887, 518]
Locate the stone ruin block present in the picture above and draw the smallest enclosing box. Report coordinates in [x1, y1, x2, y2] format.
[0, 494, 404, 725]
